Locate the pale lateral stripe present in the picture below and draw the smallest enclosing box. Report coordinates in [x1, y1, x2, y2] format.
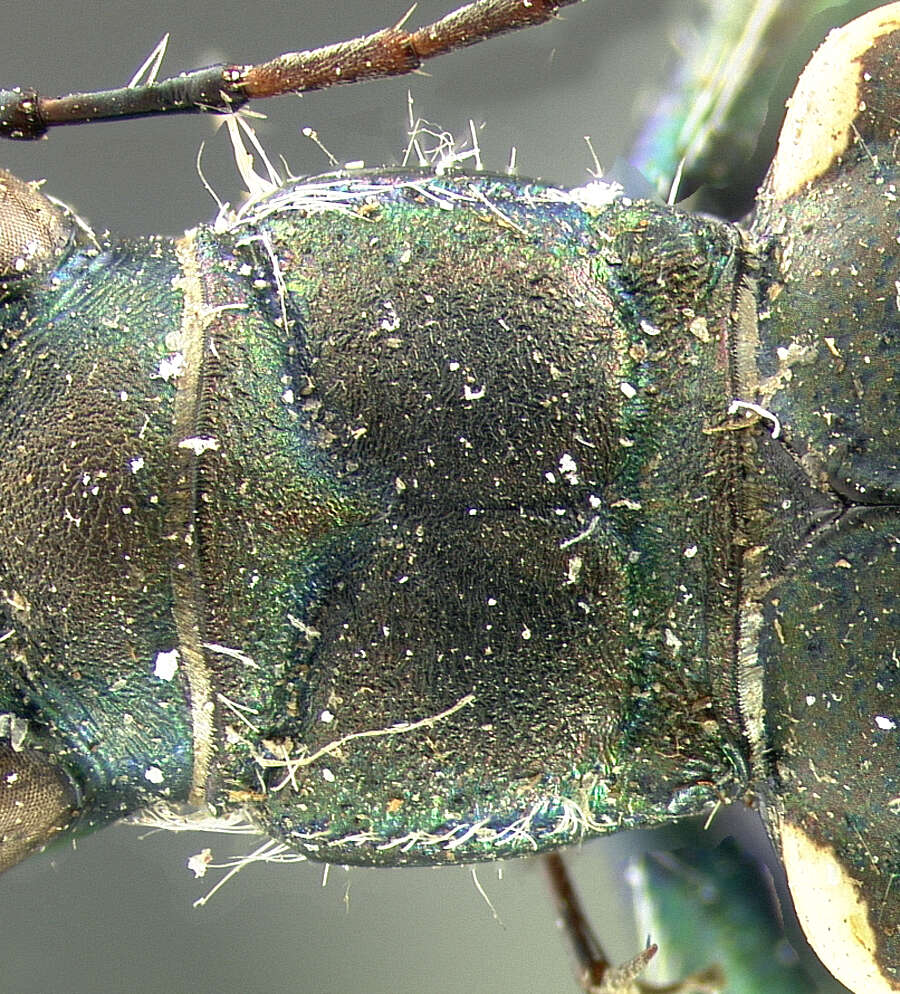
[171, 228, 216, 806]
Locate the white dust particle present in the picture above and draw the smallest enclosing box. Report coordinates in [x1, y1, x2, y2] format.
[153, 649, 179, 681]
[178, 436, 220, 455]
[156, 352, 185, 381]
[187, 849, 213, 878]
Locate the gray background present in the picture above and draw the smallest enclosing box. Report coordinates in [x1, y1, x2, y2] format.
[0, 0, 673, 238]
[0, 2, 851, 992]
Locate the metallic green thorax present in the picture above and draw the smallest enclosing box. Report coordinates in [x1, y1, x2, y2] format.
[230, 173, 754, 863]
[1, 170, 759, 866]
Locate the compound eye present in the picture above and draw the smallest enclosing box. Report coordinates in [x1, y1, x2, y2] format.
[0, 743, 78, 874]
[0, 168, 71, 291]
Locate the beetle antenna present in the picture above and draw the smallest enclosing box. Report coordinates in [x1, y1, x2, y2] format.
[545, 852, 725, 992]
[0, 0, 579, 140]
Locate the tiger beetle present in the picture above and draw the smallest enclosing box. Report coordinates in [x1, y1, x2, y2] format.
[0, 2, 896, 992]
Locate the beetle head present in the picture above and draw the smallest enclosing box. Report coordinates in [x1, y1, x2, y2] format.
[0, 169, 71, 296]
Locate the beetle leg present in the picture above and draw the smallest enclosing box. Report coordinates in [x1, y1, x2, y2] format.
[544, 851, 725, 993]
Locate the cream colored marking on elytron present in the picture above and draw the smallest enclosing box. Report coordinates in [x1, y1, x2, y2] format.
[771, 3, 900, 201]
[171, 228, 217, 806]
[781, 820, 899, 993]
[736, 603, 767, 779]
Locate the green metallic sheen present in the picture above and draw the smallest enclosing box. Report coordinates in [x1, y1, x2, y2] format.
[0, 232, 193, 827]
[0, 171, 758, 865]
[226, 173, 755, 863]
[0, 8, 897, 984]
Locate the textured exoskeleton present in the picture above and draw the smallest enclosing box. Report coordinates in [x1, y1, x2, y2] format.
[0, 5, 896, 993]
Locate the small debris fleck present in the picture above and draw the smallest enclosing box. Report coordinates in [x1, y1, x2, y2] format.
[379, 300, 400, 331]
[187, 849, 213, 878]
[0, 714, 29, 752]
[688, 316, 711, 342]
[559, 453, 578, 484]
[565, 555, 583, 584]
[153, 649, 179, 681]
[178, 435, 220, 455]
[664, 628, 683, 652]
[156, 352, 185, 381]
